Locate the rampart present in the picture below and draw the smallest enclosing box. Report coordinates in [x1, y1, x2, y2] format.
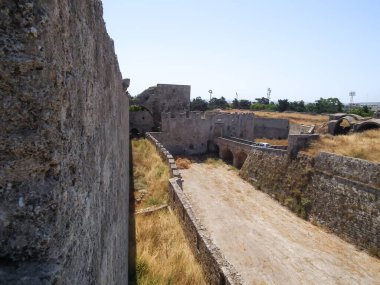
[0, 1, 129, 284]
[150, 111, 288, 155]
[240, 149, 380, 255]
[134, 84, 191, 128]
[145, 134, 242, 285]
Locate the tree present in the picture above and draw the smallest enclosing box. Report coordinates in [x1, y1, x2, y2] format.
[232, 98, 239, 109]
[349, 106, 374, 117]
[190, 97, 209, 111]
[315, 97, 343, 113]
[239, 99, 251, 109]
[209, 96, 229, 110]
[255, 97, 269, 105]
[278, 99, 290, 112]
[289, 100, 306, 112]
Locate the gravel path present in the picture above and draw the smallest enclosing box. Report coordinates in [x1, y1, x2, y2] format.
[181, 162, 380, 285]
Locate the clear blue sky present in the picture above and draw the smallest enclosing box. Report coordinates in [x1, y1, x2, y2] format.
[102, 0, 379, 103]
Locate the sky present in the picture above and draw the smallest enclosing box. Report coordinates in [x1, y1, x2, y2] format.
[102, 0, 380, 104]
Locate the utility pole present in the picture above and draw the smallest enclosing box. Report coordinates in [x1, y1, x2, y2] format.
[267, 88, 271, 101]
[208, 90, 213, 102]
[349, 91, 356, 108]
[236, 92, 238, 100]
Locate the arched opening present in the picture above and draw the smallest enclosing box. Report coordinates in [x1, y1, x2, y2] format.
[334, 118, 352, 135]
[356, 122, 380, 132]
[130, 128, 139, 138]
[235, 152, 248, 169]
[221, 149, 233, 165]
[207, 140, 219, 153]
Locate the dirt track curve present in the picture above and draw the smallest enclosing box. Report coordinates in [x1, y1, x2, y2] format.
[181, 162, 380, 285]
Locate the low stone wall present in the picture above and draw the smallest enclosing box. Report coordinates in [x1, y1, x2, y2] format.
[240, 148, 380, 256]
[145, 133, 241, 284]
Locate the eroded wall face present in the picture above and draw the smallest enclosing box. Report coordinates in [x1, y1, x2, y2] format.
[0, 1, 129, 284]
[240, 149, 380, 254]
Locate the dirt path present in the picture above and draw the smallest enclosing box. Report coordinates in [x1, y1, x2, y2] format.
[181, 162, 380, 285]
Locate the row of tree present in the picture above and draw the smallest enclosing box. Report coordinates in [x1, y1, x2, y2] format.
[190, 96, 374, 116]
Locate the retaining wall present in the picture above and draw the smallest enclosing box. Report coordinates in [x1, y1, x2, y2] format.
[241, 149, 380, 255]
[145, 134, 241, 285]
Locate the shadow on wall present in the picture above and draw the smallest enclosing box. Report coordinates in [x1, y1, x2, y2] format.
[128, 143, 137, 284]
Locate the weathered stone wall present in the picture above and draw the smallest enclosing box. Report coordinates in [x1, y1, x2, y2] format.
[145, 133, 242, 284]
[253, 117, 289, 139]
[240, 149, 380, 255]
[307, 153, 380, 253]
[153, 111, 288, 155]
[130, 110, 154, 134]
[0, 1, 129, 284]
[134, 84, 190, 129]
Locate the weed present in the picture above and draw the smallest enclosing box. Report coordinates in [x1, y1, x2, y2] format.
[175, 157, 192, 169]
[147, 197, 161, 206]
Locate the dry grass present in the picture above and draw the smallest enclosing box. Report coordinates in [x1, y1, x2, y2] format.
[222, 109, 329, 126]
[302, 129, 380, 163]
[175, 157, 192, 169]
[131, 139, 206, 284]
[132, 139, 170, 209]
[204, 157, 225, 167]
[135, 212, 205, 285]
[256, 138, 288, 146]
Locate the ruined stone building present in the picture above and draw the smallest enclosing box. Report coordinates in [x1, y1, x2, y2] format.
[130, 84, 190, 132]
[1, 1, 129, 284]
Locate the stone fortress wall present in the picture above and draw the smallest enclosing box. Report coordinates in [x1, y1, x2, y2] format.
[132, 84, 191, 130]
[151, 111, 289, 155]
[0, 1, 129, 284]
[240, 149, 380, 255]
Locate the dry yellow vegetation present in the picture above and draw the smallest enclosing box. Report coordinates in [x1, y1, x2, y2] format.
[222, 109, 329, 126]
[303, 129, 380, 163]
[256, 138, 288, 146]
[131, 139, 206, 284]
[175, 156, 192, 169]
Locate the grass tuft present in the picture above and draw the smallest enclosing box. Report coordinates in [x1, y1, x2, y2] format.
[175, 157, 192, 169]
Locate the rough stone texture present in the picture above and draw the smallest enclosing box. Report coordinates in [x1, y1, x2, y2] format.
[240, 148, 380, 255]
[0, 1, 129, 284]
[253, 117, 289, 139]
[134, 84, 190, 129]
[307, 152, 380, 252]
[287, 134, 319, 157]
[151, 111, 288, 155]
[130, 110, 154, 134]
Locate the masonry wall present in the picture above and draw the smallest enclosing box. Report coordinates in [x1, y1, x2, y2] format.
[154, 111, 288, 155]
[130, 110, 154, 133]
[0, 1, 129, 284]
[135, 84, 191, 128]
[253, 117, 289, 139]
[240, 149, 380, 255]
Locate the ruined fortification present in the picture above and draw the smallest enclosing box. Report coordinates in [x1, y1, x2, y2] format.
[0, 1, 129, 284]
[132, 84, 191, 131]
[151, 111, 289, 155]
